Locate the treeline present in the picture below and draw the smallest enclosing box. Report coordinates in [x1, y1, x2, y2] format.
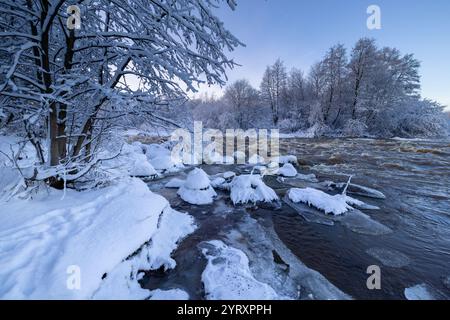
[187, 38, 448, 138]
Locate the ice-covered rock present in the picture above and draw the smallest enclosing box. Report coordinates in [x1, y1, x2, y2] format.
[288, 188, 351, 216]
[404, 284, 435, 300]
[178, 168, 217, 205]
[324, 181, 386, 199]
[230, 175, 279, 205]
[278, 163, 298, 177]
[210, 177, 226, 188]
[200, 240, 283, 300]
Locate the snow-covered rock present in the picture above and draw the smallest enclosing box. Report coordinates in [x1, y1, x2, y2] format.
[278, 163, 298, 177]
[0, 178, 195, 299]
[223, 171, 236, 181]
[178, 168, 217, 205]
[128, 154, 158, 177]
[210, 177, 226, 188]
[230, 175, 278, 205]
[200, 240, 284, 300]
[150, 154, 183, 173]
[288, 188, 351, 216]
[279, 155, 298, 165]
[249, 154, 266, 164]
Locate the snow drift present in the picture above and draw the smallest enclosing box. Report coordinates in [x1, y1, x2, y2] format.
[0, 178, 195, 299]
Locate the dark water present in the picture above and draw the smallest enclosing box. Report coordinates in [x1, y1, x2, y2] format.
[144, 138, 450, 300]
[276, 138, 450, 299]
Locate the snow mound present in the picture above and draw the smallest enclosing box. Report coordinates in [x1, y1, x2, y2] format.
[128, 154, 158, 177]
[0, 178, 195, 299]
[178, 168, 217, 205]
[223, 171, 236, 180]
[200, 240, 283, 300]
[150, 155, 183, 172]
[230, 175, 279, 205]
[249, 154, 266, 164]
[279, 155, 298, 165]
[278, 163, 298, 177]
[93, 205, 196, 299]
[288, 188, 351, 216]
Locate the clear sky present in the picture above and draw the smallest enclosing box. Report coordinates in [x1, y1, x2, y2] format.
[195, 0, 450, 110]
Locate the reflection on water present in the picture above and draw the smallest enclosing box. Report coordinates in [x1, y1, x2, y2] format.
[276, 138, 450, 299]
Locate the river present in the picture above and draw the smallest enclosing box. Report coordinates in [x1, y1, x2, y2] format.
[144, 138, 450, 300]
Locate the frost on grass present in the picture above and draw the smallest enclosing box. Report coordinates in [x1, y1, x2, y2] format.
[178, 168, 217, 205]
[0, 178, 195, 299]
[288, 188, 352, 216]
[200, 240, 283, 300]
[230, 175, 279, 205]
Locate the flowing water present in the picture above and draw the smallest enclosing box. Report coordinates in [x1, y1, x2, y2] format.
[144, 138, 450, 300]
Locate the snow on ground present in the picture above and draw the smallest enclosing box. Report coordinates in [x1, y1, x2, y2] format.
[178, 168, 217, 205]
[93, 205, 196, 299]
[230, 174, 279, 205]
[0, 178, 195, 299]
[288, 188, 352, 216]
[278, 163, 298, 177]
[200, 240, 286, 300]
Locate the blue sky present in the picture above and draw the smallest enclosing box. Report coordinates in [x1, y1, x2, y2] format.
[196, 0, 450, 110]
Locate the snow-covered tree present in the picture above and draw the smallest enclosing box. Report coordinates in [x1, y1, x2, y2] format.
[260, 59, 288, 126]
[0, 0, 242, 188]
[223, 79, 259, 129]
